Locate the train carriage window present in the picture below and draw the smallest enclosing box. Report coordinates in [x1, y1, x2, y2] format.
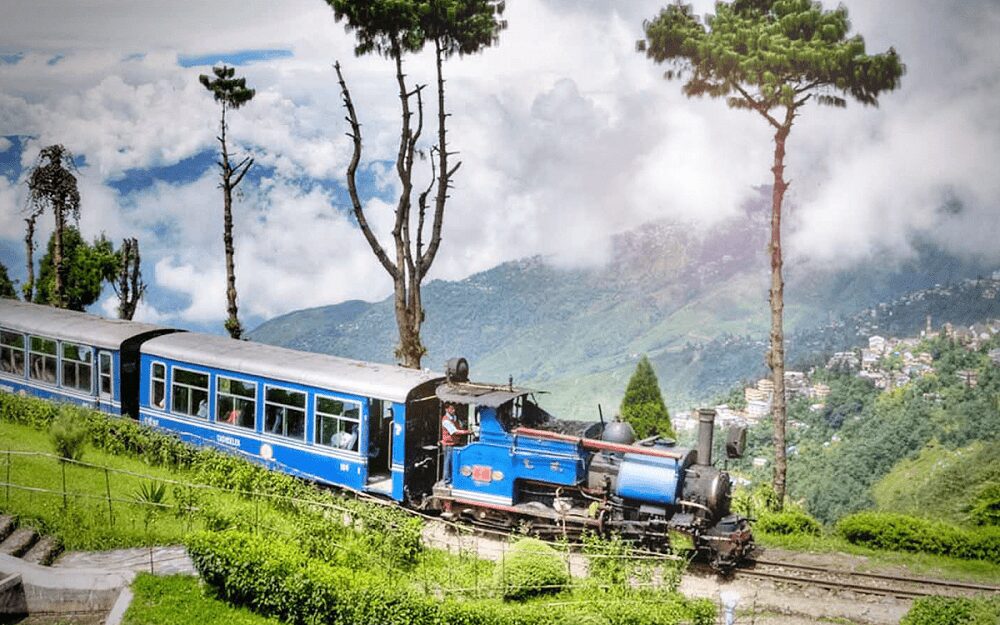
[264, 386, 305, 441]
[171, 367, 209, 418]
[28, 336, 57, 384]
[217, 376, 256, 430]
[0, 331, 25, 376]
[150, 363, 166, 408]
[61, 342, 93, 394]
[315, 396, 361, 453]
[98, 352, 113, 399]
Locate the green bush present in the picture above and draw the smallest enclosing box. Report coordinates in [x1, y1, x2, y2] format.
[837, 512, 1000, 562]
[901, 595, 1000, 625]
[49, 411, 88, 462]
[188, 530, 714, 625]
[754, 509, 822, 536]
[969, 483, 1000, 527]
[494, 538, 570, 600]
[0, 392, 423, 567]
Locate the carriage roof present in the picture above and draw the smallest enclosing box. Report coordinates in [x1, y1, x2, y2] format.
[0, 299, 166, 349]
[142, 331, 444, 403]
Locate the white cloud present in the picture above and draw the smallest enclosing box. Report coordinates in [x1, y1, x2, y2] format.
[1, 0, 998, 331]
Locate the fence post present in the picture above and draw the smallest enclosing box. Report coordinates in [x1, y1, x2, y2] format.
[61, 461, 67, 509]
[104, 468, 114, 527]
[4, 449, 9, 503]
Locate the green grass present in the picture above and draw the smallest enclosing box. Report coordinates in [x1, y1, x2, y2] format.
[0, 421, 301, 551]
[754, 530, 1000, 584]
[124, 574, 282, 625]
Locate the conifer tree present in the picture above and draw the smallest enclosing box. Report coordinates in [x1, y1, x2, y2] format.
[640, 0, 903, 505]
[620, 355, 674, 439]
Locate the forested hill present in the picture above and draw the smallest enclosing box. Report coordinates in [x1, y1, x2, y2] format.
[249, 204, 998, 417]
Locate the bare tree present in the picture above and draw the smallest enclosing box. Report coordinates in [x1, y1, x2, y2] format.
[26, 145, 81, 308]
[22, 212, 41, 302]
[199, 65, 255, 339]
[113, 237, 146, 320]
[329, 0, 505, 368]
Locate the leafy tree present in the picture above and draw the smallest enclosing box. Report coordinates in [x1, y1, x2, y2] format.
[27, 144, 81, 308]
[620, 355, 674, 439]
[112, 237, 146, 320]
[35, 227, 117, 311]
[640, 0, 904, 505]
[328, 0, 506, 368]
[0, 263, 15, 299]
[199, 65, 255, 339]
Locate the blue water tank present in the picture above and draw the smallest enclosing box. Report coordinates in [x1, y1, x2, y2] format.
[615, 453, 681, 506]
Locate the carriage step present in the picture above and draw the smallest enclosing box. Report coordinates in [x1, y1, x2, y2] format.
[0, 527, 38, 558]
[22, 535, 62, 565]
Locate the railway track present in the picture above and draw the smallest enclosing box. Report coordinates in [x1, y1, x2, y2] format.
[736, 557, 1000, 600]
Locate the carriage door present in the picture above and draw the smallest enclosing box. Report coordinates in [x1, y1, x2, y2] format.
[366, 399, 393, 488]
[98, 351, 114, 411]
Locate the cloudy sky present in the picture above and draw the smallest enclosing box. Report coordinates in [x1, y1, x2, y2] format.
[1, 0, 998, 332]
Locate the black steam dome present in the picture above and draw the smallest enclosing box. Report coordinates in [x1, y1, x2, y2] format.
[602, 420, 636, 446]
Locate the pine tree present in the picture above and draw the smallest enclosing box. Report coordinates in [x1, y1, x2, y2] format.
[639, 0, 903, 505]
[0, 263, 15, 299]
[620, 355, 674, 439]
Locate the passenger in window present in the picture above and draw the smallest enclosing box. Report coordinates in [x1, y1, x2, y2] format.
[196, 398, 208, 418]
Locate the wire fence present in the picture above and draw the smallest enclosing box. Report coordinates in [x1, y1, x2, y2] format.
[0, 445, 753, 623]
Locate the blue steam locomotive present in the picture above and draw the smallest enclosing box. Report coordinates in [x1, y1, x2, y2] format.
[0, 300, 753, 568]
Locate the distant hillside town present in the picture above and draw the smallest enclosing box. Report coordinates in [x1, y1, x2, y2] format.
[672, 317, 1000, 444]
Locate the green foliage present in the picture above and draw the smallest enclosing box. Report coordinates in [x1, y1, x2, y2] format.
[188, 530, 714, 625]
[836, 512, 1000, 562]
[771, 336, 1000, 525]
[620, 355, 673, 439]
[0, 262, 15, 299]
[640, 0, 904, 112]
[199, 65, 255, 110]
[754, 509, 821, 536]
[328, 0, 506, 59]
[34, 226, 118, 311]
[731, 483, 781, 519]
[969, 483, 1000, 527]
[0, 393, 423, 566]
[494, 538, 569, 600]
[901, 595, 1000, 625]
[49, 412, 88, 462]
[873, 441, 1000, 526]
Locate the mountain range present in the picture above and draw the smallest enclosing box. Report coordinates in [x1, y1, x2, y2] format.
[249, 199, 998, 418]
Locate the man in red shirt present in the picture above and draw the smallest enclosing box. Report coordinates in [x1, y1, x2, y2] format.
[440, 403, 469, 485]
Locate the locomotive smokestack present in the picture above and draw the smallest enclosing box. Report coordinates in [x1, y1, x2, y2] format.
[696, 408, 716, 466]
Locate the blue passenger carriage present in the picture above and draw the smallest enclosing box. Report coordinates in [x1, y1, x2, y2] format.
[136, 332, 445, 501]
[0, 300, 173, 415]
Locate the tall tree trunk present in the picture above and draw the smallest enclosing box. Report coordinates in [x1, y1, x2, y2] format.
[220, 105, 242, 339]
[23, 216, 37, 302]
[116, 237, 144, 320]
[768, 115, 793, 508]
[53, 200, 66, 308]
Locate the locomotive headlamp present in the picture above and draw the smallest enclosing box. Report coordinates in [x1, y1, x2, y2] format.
[446, 357, 469, 382]
[726, 426, 747, 459]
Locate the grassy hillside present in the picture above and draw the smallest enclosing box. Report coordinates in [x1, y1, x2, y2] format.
[873, 441, 1000, 526]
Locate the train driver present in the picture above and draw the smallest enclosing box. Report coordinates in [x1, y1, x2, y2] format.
[440, 403, 470, 485]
